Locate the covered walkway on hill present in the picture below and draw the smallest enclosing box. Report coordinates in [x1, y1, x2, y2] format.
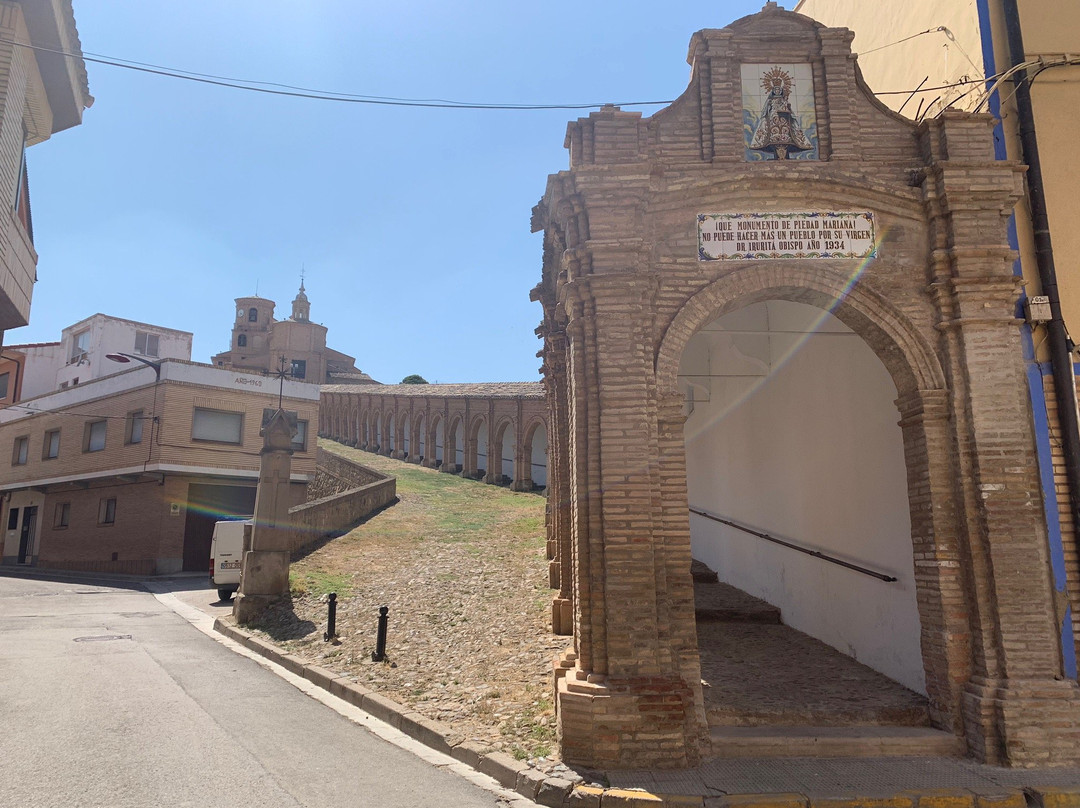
[319, 383, 548, 492]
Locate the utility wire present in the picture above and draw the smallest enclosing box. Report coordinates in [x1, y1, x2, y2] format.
[3, 400, 144, 420]
[858, 26, 981, 74]
[1, 37, 674, 110]
[7, 34, 1067, 117]
[2, 36, 1011, 110]
[860, 27, 946, 55]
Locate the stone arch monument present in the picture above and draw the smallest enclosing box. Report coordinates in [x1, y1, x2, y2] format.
[533, 3, 1080, 769]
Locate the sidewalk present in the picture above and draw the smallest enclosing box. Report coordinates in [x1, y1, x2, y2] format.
[208, 607, 1080, 807]
[10, 566, 1078, 808]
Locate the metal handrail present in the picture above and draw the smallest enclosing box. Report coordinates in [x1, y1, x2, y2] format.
[688, 506, 897, 583]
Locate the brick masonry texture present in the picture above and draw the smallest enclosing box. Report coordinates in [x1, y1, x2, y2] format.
[531, 4, 1080, 769]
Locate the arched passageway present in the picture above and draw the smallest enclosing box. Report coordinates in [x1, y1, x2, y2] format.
[492, 420, 513, 485]
[467, 415, 488, 479]
[680, 300, 922, 697]
[319, 387, 547, 489]
[415, 413, 426, 462]
[525, 421, 547, 491]
[530, 2, 1080, 771]
[433, 416, 444, 467]
[446, 416, 463, 473]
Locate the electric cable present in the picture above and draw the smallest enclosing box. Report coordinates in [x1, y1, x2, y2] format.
[0, 37, 674, 110]
[0, 36, 1020, 110]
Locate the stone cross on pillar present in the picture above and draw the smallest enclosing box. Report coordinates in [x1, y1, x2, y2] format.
[233, 408, 297, 624]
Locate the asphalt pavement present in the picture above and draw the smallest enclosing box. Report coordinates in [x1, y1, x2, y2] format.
[0, 573, 535, 808]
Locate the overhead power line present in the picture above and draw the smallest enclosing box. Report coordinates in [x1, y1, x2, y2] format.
[2, 38, 674, 110]
[4, 36, 1064, 114]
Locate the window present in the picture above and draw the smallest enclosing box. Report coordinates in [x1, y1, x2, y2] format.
[7, 507, 18, 531]
[126, 411, 144, 445]
[291, 359, 306, 380]
[292, 419, 308, 451]
[12, 435, 27, 465]
[248, 308, 258, 322]
[84, 420, 107, 452]
[134, 331, 160, 357]
[54, 503, 70, 529]
[192, 408, 243, 444]
[237, 334, 247, 348]
[69, 330, 89, 363]
[98, 498, 116, 525]
[43, 429, 60, 460]
[0, 372, 9, 400]
[14, 137, 31, 241]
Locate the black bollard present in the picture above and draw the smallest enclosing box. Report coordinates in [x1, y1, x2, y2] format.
[324, 592, 337, 642]
[372, 605, 389, 661]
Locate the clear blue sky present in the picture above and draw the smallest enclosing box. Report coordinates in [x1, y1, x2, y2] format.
[22, 0, 766, 383]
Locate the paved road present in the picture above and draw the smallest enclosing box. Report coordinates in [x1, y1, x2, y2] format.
[0, 574, 531, 808]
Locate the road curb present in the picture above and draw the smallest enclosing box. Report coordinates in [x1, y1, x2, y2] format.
[211, 618, 1080, 808]
[213, 616, 572, 804]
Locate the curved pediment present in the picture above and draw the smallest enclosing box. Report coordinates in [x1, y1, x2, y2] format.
[564, 2, 919, 168]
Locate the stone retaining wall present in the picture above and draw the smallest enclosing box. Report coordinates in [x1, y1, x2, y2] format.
[288, 451, 396, 553]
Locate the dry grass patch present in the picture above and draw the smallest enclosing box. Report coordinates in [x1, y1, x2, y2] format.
[249, 439, 566, 761]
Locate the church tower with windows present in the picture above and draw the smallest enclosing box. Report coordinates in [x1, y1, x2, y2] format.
[211, 280, 376, 386]
[291, 281, 310, 323]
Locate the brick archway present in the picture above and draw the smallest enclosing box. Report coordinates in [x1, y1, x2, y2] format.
[466, 413, 488, 480]
[521, 416, 547, 492]
[655, 264, 945, 397]
[492, 416, 515, 486]
[533, 4, 1080, 770]
[653, 266, 968, 733]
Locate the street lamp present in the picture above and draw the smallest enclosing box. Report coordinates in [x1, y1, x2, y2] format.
[105, 352, 162, 471]
[105, 352, 162, 379]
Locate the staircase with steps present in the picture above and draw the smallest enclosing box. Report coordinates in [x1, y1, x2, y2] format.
[691, 559, 965, 758]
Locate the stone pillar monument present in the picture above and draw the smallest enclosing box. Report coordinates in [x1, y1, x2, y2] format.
[233, 408, 297, 624]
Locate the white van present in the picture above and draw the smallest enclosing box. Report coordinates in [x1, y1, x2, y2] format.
[209, 518, 252, 602]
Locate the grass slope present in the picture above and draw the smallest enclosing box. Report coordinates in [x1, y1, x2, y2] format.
[253, 439, 565, 760]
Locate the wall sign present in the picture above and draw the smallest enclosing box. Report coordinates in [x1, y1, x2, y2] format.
[697, 212, 876, 261]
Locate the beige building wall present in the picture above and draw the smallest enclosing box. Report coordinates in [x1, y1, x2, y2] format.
[0, 360, 319, 572]
[0, 364, 318, 489]
[795, 0, 1080, 341]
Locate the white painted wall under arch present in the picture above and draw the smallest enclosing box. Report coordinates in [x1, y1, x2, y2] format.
[681, 300, 924, 694]
[530, 427, 547, 487]
[476, 419, 488, 475]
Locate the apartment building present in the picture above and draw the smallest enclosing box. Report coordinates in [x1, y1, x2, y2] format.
[0, 359, 319, 574]
[0, 313, 193, 405]
[0, 1, 92, 342]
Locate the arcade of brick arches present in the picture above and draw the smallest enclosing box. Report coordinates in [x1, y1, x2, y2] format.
[529, 4, 1080, 770]
[319, 383, 548, 491]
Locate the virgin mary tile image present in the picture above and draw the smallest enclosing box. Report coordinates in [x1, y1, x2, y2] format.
[742, 63, 818, 161]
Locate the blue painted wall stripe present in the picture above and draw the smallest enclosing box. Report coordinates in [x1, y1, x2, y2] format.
[978, 0, 1077, 677]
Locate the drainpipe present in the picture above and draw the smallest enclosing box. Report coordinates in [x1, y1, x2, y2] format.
[1002, 0, 1080, 671]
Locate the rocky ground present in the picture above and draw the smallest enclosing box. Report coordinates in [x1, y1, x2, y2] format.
[248, 440, 572, 770]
